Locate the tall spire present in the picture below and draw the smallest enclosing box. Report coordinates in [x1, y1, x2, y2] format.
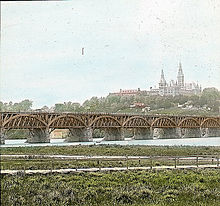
[161, 69, 164, 79]
[159, 69, 166, 85]
[178, 62, 183, 75]
[177, 62, 184, 88]
[158, 69, 166, 96]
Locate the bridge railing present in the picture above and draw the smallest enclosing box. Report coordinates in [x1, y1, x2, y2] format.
[0, 111, 219, 118]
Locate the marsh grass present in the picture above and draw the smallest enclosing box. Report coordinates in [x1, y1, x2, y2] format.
[1, 169, 220, 206]
[1, 145, 220, 205]
[1, 145, 219, 170]
[1, 145, 220, 156]
[1, 157, 216, 170]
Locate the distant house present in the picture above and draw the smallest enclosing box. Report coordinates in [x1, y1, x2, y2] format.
[34, 109, 43, 112]
[130, 102, 146, 108]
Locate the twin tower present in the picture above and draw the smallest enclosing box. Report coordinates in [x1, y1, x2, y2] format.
[159, 63, 184, 88]
[158, 63, 201, 96]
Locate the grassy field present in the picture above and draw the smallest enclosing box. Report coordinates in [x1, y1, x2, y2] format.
[1, 145, 220, 156]
[3, 157, 216, 170]
[2, 145, 219, 170]
[1, 145, 220, 205]
[1, 169, 220, 206]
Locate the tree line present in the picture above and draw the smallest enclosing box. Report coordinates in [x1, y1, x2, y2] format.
[0, 87, 219, 114]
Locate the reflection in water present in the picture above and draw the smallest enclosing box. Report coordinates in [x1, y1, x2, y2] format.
[1, 137, 220, 147]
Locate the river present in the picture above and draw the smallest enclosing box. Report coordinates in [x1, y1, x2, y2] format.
[1, 137, 220, 147]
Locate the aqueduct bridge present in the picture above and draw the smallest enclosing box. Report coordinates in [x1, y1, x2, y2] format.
[0, 112, 220, 144]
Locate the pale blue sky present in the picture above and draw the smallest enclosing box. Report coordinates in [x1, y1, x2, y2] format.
[1, 0, 220, 108]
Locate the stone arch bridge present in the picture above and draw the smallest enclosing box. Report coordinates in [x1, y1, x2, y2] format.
[0, 112, 220, 144]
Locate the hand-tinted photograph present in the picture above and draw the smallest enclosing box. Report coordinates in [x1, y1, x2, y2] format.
[1, 1, 220, 205]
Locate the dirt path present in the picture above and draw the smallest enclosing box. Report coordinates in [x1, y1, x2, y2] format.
[1, 164, 219, 175]
[1, 154, 217, 161]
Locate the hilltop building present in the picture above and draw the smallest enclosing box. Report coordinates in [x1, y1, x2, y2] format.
[109, 88, 141, 96]
[157, 63, 201, 96]
[109, 63, 202, 97]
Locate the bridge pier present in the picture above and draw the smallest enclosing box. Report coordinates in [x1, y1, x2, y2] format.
[153, 128, 180, 139]
[0, 128, 6, 144]
[103, 128, 124, 141]
[26, 128, 50, 143]
[201, 128, 220, 137]
[65, 128, 93, 142]
[133, 128, 152, 140]
[180, 128, 201, 138]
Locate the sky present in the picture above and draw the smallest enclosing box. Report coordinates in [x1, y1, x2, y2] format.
[1, 0, 220, 108]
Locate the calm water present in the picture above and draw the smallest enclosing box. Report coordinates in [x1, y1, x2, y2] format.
[1, 137, 220, 147]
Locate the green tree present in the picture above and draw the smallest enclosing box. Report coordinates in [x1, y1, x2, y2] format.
[200, 88, 220, 111]
[19, 100, 33, 111]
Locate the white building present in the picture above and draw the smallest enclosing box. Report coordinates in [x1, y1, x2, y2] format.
[109, 63, 202, 97]
[157, 63, 201, 96]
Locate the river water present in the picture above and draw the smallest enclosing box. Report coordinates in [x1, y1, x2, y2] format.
[1, 137, 220, 147]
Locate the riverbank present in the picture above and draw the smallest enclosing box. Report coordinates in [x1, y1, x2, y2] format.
[1, 145, 220, 205]
[2, 136, 220, 148]
[1, 145, 220, 156]
[1, 145, 219, 170]
[1, 169, 220, 206]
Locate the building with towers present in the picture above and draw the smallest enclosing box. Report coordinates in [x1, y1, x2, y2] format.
[109, 62, 202, 97]
[157, 62, 201, 96]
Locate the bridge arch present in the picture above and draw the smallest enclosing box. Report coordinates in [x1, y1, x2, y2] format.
[2, 114, 47, 128]
[122, 116, 151, 128]
[201, 118, 220, 128]
[48, 115, 87, 128]
[90, 116, 121, 128]
[151, 117, 177, 128]
[178, 118, 200, 128]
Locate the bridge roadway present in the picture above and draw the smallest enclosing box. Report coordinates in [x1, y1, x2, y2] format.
[0, 112, 220, 144]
